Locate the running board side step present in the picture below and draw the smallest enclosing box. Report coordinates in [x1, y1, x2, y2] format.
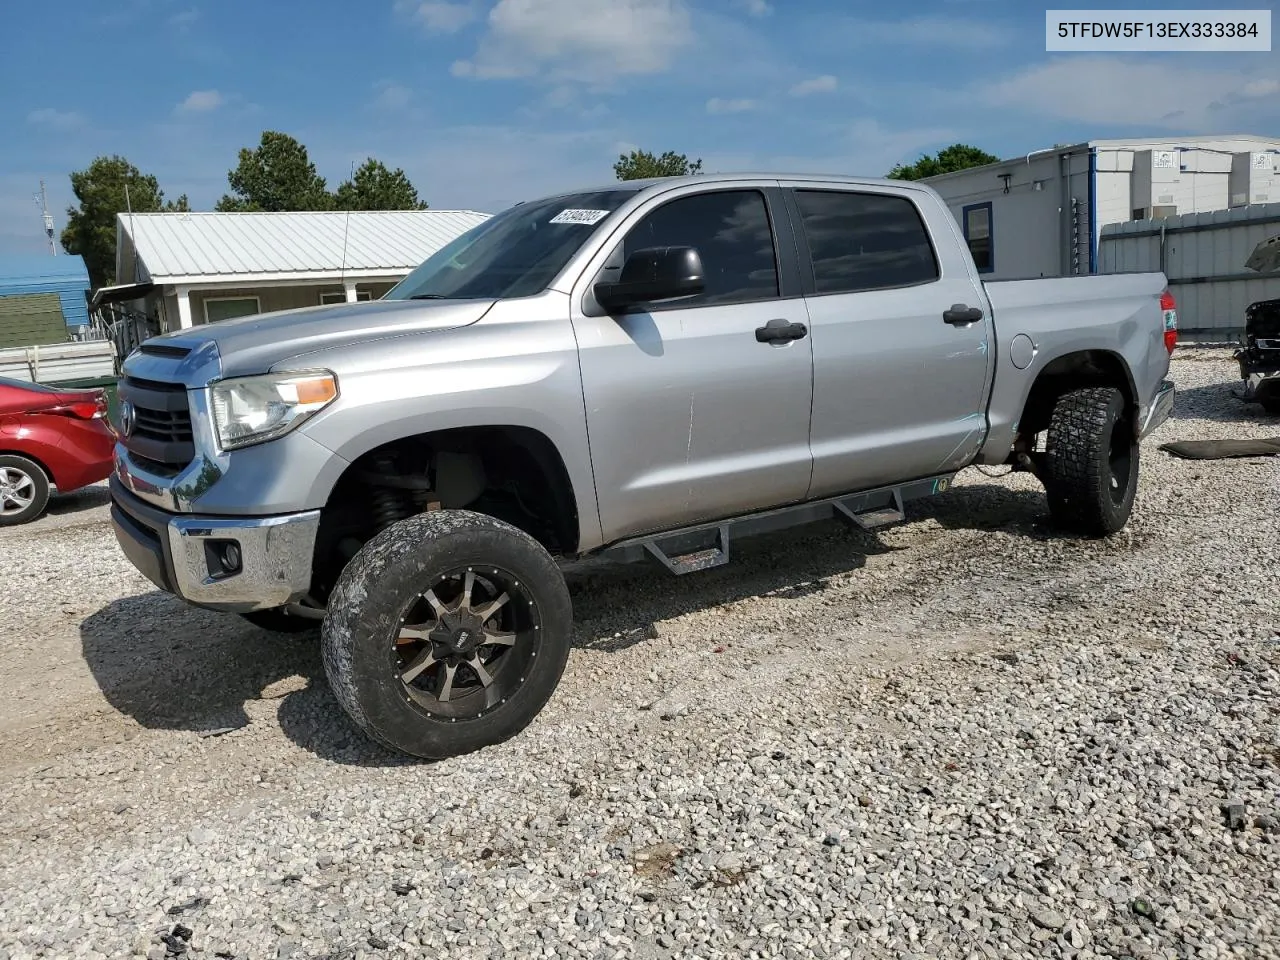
[644, 524, 730, 575]
[833, 488, 905, 530]
[597, 473, 956, 576]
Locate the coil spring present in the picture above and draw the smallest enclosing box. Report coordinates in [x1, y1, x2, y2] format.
[369, 454, 414, 531]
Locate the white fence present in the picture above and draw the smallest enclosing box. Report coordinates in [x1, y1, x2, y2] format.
[0, 340, 117, 384]
[1100, 202, 1280, 339]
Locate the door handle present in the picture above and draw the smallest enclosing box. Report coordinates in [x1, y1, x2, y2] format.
[755, 318, 808, 343]
[943, 304, 984, 326]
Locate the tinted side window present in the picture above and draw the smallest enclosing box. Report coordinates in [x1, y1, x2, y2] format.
[623, 190, 779, 306]
[793, 190, 939, 294]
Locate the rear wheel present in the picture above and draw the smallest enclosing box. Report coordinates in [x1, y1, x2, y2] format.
[0, 455, 51, 527]
[1043, 386, 1138, 537]
[321, 510, 572, 760]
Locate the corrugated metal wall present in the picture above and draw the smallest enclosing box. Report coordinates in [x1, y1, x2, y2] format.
[1100, 203, 1280, 338]
[0, 255, 92, 331]
[0, 293, 69, 348]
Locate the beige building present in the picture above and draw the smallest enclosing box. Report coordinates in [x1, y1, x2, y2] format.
[112, 208, 490, 332]
[922, 134, 1280, 281]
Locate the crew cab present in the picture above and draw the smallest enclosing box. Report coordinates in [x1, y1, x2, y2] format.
[109, 173, 1177, 759]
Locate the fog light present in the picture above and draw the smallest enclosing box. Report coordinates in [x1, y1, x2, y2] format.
[205, 539, 243, 577]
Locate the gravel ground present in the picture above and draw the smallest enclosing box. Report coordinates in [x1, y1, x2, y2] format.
[0, 347, 1277, 960]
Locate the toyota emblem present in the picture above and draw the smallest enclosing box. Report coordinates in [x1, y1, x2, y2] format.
[119, 400, 136, 438]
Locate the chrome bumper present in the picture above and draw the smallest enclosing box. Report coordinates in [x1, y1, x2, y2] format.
[111, 477, 320, 612]
[1139, 379, 1175, 439]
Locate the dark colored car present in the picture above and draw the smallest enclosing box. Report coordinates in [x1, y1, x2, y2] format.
[0, 376, 115, 525]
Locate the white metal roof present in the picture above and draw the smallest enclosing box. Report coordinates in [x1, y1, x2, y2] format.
[116, 209, 490, 284]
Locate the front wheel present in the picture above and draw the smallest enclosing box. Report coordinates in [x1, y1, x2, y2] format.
[321, 510, 573, 760]
[1043, 386, 1138, 537]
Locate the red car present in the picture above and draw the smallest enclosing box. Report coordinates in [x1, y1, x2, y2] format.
[0, 376, 116, 526]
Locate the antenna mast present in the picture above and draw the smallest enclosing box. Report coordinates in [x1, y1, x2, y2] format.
[338, 159, 354, 296]
[36, 180, 56, 255]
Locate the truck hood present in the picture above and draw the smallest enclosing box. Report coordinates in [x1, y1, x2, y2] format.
[131, 298, 496, 382]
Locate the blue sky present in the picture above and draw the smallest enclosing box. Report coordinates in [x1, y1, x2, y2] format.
[2, 0, 1277, 255]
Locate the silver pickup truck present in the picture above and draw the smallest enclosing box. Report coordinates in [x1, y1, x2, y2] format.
[109, 173, 1177, 759]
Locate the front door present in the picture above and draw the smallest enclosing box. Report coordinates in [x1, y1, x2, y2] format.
[571, 185, 815, 543]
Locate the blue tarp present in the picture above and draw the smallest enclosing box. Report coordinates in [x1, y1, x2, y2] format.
[0, 254, 92, 330]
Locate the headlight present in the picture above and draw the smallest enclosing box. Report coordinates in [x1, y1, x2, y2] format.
[209, 371, 338, 451]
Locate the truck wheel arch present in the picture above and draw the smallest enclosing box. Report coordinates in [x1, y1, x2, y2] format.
[320, 424, 582, 556]
[1017, 349, 1138, 440]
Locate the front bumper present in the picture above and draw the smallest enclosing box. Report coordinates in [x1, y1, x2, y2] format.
[1139, 378, 1175, 439]
[110, 476, 320, 613]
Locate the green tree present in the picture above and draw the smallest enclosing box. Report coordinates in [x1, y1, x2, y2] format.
[886, 143, 1001, 181]
[614, 149, 704, 180]
[333, 159, 427, 210]
[216, 131, 332, 211]
[60, 155, 189, 288]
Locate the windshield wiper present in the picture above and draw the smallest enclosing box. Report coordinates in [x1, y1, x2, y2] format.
[408, 294, 451, 300]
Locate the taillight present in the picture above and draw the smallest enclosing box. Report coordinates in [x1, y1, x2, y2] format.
[43, 400, 104, 420]
[1160, 290, 1178, 355]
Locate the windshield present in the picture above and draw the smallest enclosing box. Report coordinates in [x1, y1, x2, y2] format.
[385, 189, 636, 301]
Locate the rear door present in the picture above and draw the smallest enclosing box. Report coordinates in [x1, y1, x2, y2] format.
[780, 183, 994, 498]
[570, 183, 815, 542]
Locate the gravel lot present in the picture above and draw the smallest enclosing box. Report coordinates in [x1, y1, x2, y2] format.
[0, 347, 1277, 960]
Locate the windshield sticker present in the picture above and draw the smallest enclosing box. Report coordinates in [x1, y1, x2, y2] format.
[549, 209, 611, 225]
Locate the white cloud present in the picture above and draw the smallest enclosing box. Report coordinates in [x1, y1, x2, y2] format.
[790, 74, 837, 97]
[452, 0, 693, 82]
[26, 108, 85, 131]
[373, 82, 414, 111]
[842, 16, 1015, 49]
[177, 90, 224, 113]
[706, 97, 756, 114]
[980, 58, 1280, 128]
[743, 0, 771, 15]
[402, 0, 478, 33]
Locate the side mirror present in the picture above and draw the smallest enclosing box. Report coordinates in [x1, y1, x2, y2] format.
[593, 246, 705, 312]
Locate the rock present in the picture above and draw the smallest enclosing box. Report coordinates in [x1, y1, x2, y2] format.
[1030, 909, 1066, 931]
[186, 828, 216, 846]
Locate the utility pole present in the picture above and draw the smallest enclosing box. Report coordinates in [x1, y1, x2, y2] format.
[35, 180, 56, 255]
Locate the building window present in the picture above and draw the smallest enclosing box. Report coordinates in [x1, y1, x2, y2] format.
[320, 290, 373, 305]
[203, 296, 261, 324]
[962, 202, 994, 274]
[792, 189, 939, 294]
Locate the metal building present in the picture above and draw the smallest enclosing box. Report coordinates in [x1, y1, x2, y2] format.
[111, 208, 490, 332]
[0, 254, 93, 346]
[921, 135, 1280, 281]
[1101, 202, 1280, 339]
